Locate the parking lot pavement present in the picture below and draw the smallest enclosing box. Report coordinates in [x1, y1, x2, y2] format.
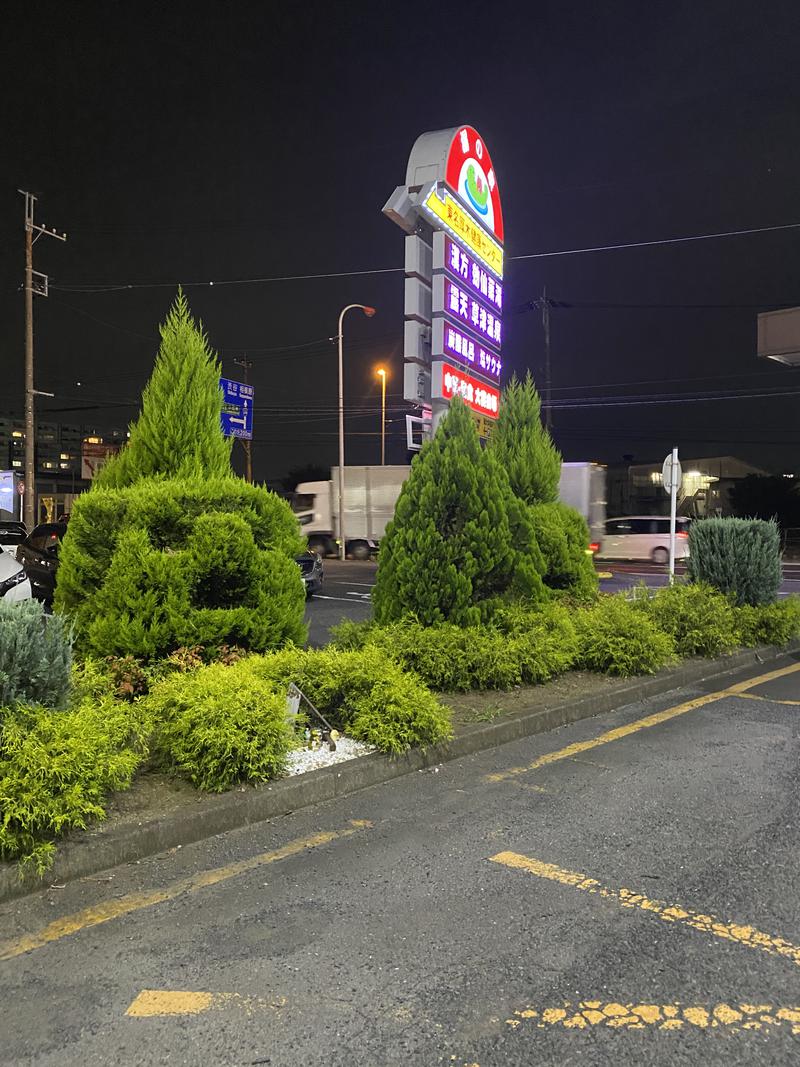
[1, 655, 799, 1066]
[304, 559, 376, 645]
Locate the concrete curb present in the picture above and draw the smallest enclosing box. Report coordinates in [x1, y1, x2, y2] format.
[2, 640, 798, 904]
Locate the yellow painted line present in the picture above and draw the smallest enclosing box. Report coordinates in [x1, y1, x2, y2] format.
[485, 660, 800, 784]
[126, 989, 285, 1018]
[505, 999, 800, 1034]
[0, 820, 371, 962]
[735, 692, 800, 707]
[490, 851, 800, 969]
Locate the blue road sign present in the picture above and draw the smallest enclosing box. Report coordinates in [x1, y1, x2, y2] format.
[220, 377, 254, 440]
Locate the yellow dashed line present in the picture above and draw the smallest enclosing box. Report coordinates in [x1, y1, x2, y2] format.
[505, 999, 800, 1035]
[0, 821, 372, 962]
[490, 851, 800, 968]
[126, 989, 285, 1018]
[485, 660, 800, 784]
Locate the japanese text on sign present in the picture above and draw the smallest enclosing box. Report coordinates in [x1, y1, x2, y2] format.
[442, 322, 502, 381]
[423, 186, 504, 278]
[444, 278, 502, 346]
[444, 236, 502, 311]
[436, 362, 500, 417]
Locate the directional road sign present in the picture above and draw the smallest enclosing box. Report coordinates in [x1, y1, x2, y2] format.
[220, 378, 254, 440]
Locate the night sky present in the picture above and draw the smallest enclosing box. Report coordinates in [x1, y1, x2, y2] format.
[2, 1, 799, 483]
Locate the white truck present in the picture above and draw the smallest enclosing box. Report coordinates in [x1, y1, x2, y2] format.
[558, 462, 607, 547]
[293, 461, 606, 559]
[292, 466, 411, 559]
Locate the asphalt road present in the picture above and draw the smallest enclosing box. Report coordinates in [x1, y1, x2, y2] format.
[2, 654, 799, 1065]
[306, 560, 800, 642]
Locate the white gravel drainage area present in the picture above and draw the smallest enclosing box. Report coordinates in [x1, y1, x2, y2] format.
[284, 737, 375, 777]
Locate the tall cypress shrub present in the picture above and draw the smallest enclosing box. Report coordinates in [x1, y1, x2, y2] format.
[96, 289, 232, 488]
[492, 373, 597, 599]
[492, 372, 561, 505]
[373, 399, 546, 627]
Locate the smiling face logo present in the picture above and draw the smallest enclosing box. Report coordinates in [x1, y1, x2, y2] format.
[464, 163, 490, 216]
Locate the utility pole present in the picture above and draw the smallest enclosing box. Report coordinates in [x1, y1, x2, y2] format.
[19, 191, 66, 530]
[234, 357, 253, 483]
[540, 286, 552, 430]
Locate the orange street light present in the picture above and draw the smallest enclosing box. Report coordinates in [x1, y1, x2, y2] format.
[376, 367, 387, 465]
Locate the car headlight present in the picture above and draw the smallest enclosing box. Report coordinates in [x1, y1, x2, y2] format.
[0, 568, 27, 597]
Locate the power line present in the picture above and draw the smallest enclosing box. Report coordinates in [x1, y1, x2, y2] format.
[45, 221, 800, 292]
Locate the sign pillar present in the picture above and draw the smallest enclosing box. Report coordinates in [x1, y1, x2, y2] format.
[662, 448, 682, 583]
[383, 125, 505, 447]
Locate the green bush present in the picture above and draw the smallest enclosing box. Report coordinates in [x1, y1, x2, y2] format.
[645, 582, 739, 658]
[529, 502, 599, 601]
[0, 697, 150, 873]
[146, 661, 295, 791]
[340, 605, 579, 692]
[245, 646, 452, 754]
[575, 595, 675, 676]
[373, 399, 546, 628]
[55, 476, 307, 658]
[0, 599, 72, 711]
[736, 597, 800, 647]
[688, 517, 782, 606]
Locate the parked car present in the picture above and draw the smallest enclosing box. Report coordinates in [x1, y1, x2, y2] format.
[0, 521, 27, 556]
[15, 521, 65, 604]
[596, 516, 691, 564]
[16, 520, 325, 605]
[0, 550, 32, 602]
[296, 550, 324, 597]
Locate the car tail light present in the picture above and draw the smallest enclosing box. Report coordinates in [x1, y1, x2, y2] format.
[677, 531, 689, 539]
[589, 542, 600, 553]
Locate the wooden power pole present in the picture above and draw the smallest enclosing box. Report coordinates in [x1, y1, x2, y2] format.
[19, 191, 66, 530]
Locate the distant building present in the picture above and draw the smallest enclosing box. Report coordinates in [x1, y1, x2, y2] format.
[607, 456, 769, 518]
[0, 415, 127, 524]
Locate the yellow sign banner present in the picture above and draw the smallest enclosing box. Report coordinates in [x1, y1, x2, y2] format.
[422, 187, 504, 278]
[471, 410, 497, 440]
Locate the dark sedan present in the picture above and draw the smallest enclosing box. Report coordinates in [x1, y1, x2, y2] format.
[15, 521, 65, 604]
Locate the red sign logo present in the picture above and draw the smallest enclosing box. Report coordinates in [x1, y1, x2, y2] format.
[445, 127, 504, 243]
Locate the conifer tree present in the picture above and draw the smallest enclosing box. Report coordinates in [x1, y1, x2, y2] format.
[96, 289, 232, 487]
[373, 399, 546, 627]
[492, 372, 597, 600]
[492, 372, 561, 505]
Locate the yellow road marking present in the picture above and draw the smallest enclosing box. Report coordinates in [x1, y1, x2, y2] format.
[490, 851, 800, 968]
[0, 821, 371, 962]
[126, 989, 285, 1018]
[735, 692, 800, 707]
[505, 999, 800, 1034]
[485, 660, 800, 784]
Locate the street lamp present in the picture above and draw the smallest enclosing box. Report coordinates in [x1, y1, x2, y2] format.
[337, 303, 376, 561]
[376, 367, 387, 466]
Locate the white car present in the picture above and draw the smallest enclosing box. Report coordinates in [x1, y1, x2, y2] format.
[0, 550, 32, 602]
[597, 516, 691, 564]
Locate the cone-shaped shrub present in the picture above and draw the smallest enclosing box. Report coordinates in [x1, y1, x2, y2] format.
[530, 501, 598, 601]
[492, 372, 561, 505]
[373, 399, 546, 626]
[96, 289, 232, 488]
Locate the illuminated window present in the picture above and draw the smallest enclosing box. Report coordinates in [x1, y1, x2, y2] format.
[12, 431, 23, 438]
[60, 453, 72, 460]
[11, 460, 22, 468]
[85, 436, 101, 444]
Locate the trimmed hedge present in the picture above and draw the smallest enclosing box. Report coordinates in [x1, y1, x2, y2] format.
[54, 477, 307, 658]
[736, 598, 800, 647]
[575, 596, 676, 676]
[688, 517, 782, 606]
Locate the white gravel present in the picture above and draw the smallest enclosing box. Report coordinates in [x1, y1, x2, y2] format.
[283, 736, 375, 777]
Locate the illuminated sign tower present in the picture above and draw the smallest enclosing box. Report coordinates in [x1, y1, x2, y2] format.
[382, 125, 504, 444]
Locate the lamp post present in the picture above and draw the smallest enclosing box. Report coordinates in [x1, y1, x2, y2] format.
[376, 367, 386, 465]
[337, 303, 376, 561]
